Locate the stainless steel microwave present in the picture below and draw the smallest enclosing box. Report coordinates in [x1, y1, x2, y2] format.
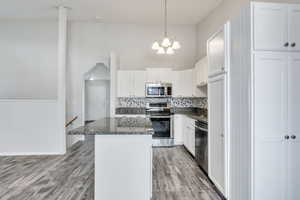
[145, 83, 172, 98]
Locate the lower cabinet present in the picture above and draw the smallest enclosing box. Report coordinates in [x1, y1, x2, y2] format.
[173, 114, 196, 156]
[183, 116, 196, 156]
[173, 115, 183, 145]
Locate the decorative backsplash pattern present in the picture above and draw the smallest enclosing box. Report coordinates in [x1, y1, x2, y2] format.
[116, 97, 207, 109]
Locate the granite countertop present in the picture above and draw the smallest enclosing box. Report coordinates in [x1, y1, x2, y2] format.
[68, 117, 154, 135]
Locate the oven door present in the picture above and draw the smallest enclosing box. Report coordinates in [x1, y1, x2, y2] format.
[148, 116, 171, 138]
[146, 86, 166, 97]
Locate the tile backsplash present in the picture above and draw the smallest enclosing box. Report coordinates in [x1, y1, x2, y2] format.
[116, 97, 207, 109]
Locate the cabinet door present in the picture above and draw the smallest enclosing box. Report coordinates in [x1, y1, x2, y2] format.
[208, 75, 225, 194]
[253, 53, 288, 200]
[288, 5, 300, 51]
[133, 71, 146, 97]
[207, 27, 226, 76]
[117, 71, 134, 97]
[253, 3, 288, 51]
[287, 54, 300, 200]
[173, 70, 193, 97]
[192, 67, 200, 97]
[200, 57, 208, 85]
[174, 115, 183, 145]
[146, 68, 172, 83]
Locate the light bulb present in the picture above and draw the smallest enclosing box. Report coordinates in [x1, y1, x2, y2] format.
[172, 41, 181, 49]
[157, 47, 165, 54]
[162, 37, 171, 47]
[166, 47, 174, 55]
[152, 42, 160, 50]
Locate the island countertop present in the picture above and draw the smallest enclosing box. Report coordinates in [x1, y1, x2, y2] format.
[68, 117, 154, 135]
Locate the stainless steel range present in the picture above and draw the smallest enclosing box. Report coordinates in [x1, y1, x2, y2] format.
[146, 102, 174, 146]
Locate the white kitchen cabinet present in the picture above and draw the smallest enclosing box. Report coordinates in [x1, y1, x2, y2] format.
[253, 53, 287, 200]
[209, 3, 300, 200]
[252, 53, 300, 200]
[117, 71, 134, 97]
[253, 3, 288, 51]
[231, 14, 300, 199]
[253, 2, 300, 52]
[193, 57, 208, 97]
[117, 71, 146, 97]
[197, 57, 208, 86]
[146, 68, 173, 83]
[287, 54, 300, 200]
[207, 26, 228, 77]
[173, 70, 193, 97]
[133, 71, 146, 97]
[288, 5, 300, 51]
[182, 115, 195, 156]
[208, 74, 225, 194]
[253, 53, 300, 200]
[173, 115, 183, 145]
[118, 68, 195, 98]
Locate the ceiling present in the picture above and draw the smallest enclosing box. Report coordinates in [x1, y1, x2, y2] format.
[0, 0, 222, 25]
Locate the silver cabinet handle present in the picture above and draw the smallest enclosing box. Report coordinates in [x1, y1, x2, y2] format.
[291, 135, 296, 140]
[291, 43, 296, 47]
[285, 135, 290, 140]
[284, 42, 289, 47]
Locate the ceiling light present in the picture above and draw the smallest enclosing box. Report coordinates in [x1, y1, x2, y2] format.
[166, 47, 174, 55]
[172, 41, 181, 50]
[152, 42, 160, 50]
[151, 0, 181, 55]
[157, 47, 165, 54]
[162, 37, 171, 47]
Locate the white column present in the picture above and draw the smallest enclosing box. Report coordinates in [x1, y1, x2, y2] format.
[57, 6, 68, 153]
[110, 52, 118, 117]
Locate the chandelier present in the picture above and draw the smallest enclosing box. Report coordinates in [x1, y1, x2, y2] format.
[152, 0, 181, 55]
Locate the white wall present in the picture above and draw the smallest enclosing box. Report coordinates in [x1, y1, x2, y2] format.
[67, 22, 197, 127]
[0, 20, 58, 99]
[196, 0, 300, 59]
[0, 19, 67, 155]
[0, 100, 65, 155]
[68, 22, 197, 70]
[85, 80, 110, 121]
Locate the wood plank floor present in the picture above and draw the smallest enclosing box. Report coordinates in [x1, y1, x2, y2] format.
[0, 141, 221, 200]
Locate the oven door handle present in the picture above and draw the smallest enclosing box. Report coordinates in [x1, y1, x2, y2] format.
[147, 116, 171, 119]
[194, 126, 208, 132]
[146, 108, 163, 112]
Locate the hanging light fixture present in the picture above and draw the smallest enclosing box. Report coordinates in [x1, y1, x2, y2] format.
[152, 0, 181, 55]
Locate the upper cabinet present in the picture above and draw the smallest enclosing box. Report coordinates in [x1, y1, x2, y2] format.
[195, 56, 208, 86]
[207, 25, 228, 77]
[173, 70, 193, 97]
[253, 3, 300, 51]
[117, 71, 134, 97]
[146, 68, 173, 83]
[117, 67, 203, 98]
[117, 70, 146, 97]
[134, 71, 147, 97]
[288, 5, 300, 51]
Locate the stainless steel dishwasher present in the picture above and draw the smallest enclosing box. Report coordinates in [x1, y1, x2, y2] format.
[195, 120, 208, 174]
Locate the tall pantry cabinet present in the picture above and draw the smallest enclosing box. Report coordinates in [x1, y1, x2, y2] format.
[207, 24, 229, 197]
[219, 2, 300, 200]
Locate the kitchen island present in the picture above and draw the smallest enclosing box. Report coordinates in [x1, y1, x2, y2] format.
[68, 117, 154, 200]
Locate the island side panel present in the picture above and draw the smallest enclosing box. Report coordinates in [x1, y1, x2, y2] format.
[95, 135, 152, 200]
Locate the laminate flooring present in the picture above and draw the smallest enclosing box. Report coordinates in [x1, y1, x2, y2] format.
[0, 141, 221, 200]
